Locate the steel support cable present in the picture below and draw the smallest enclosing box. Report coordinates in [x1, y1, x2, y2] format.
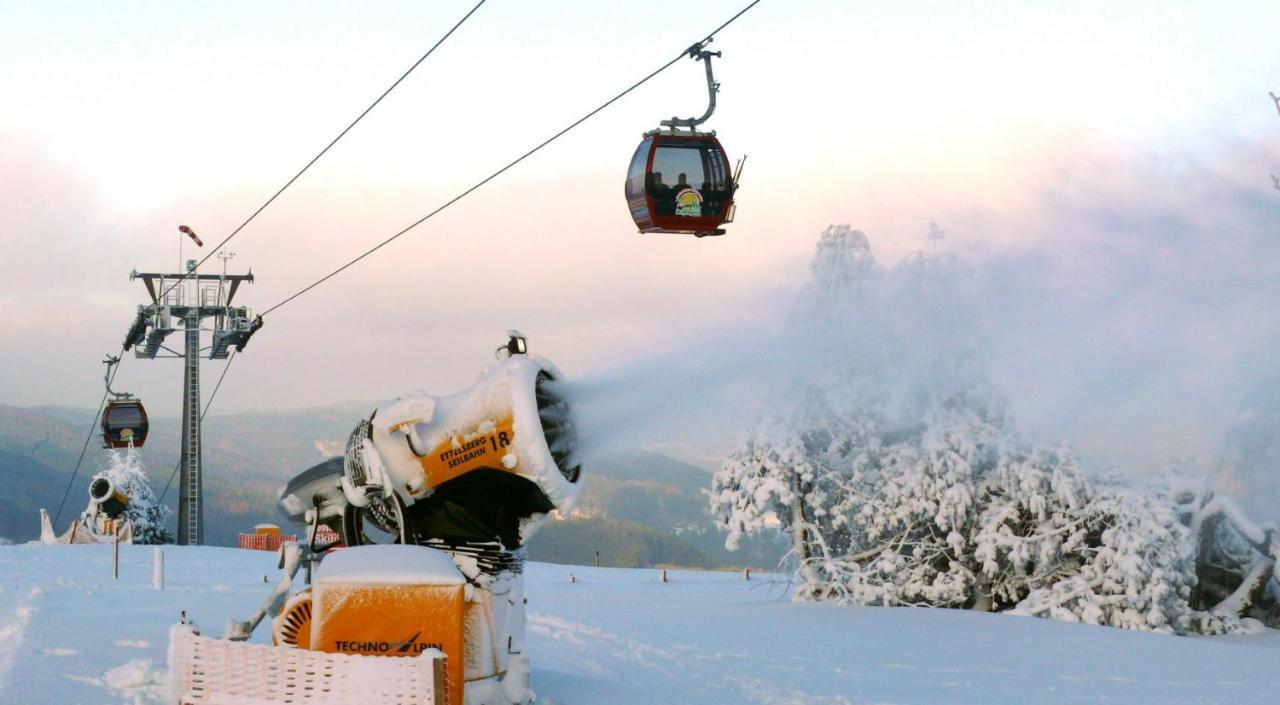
[159, 350, 237, 505]
[133, 0, 487, 512]
[152, 0, 488, 306]
[154, 0, 762, 515]
[53, 347, 126, 527]
[259, 0, 763, 317]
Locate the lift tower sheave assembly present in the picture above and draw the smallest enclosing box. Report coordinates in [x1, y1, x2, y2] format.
[122, 257, 260, 545]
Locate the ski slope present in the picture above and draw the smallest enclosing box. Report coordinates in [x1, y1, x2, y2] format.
[0, 544, 1276, 704]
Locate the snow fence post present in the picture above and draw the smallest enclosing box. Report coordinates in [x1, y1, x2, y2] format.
[113, 533, 120, 580]
[153, 546, 164, 591]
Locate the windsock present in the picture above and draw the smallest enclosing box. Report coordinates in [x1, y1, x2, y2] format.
[178, 225, 203, 247]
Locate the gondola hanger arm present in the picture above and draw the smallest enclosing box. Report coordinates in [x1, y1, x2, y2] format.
[102, 355, 130, 401]
[661, 40, 722, 132]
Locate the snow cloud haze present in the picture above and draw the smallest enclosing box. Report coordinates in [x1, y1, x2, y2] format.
[967, 137, 1280, 471]
[558, 134, 1280, 520]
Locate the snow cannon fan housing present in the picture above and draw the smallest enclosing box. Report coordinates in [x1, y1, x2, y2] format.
[339, 351, 582, 549]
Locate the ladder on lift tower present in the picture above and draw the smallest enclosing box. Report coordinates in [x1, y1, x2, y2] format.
[183, 306, 201, 545]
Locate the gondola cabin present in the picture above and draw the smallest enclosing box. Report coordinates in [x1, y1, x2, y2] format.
[102, 399, 149, 448]
[625, 132, 735, 237]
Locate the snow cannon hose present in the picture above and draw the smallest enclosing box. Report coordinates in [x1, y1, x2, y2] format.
[89, 476, 129, 519]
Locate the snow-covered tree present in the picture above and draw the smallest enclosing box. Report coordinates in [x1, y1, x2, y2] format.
[998, 476, 1210, 633]
[712, 398, 878, 595]
[93, 449, 173, 544]
[713, 224, 1279, 635]
[810, 394, 1007, 607]
[713, 223, 999, 601]
[712, 225, 887, 594]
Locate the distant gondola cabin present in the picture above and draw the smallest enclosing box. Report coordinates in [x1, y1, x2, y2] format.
[102, 399, 149, 448]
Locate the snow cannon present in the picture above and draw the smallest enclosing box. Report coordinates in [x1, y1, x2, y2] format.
[39, 471, 136, 545]
[88, 476, 129, 519]
[279, 331, 583, 549]
[265, 332, 583, 705]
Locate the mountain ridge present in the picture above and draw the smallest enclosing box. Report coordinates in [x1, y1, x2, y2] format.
[0, 404, 783, 568]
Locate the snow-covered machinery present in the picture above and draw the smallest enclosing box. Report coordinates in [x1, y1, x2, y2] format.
[208, 332, 583, 705]
[40, 473, 135, 544]
[296, 330, 584, 550]
[89, 476, 130, 518]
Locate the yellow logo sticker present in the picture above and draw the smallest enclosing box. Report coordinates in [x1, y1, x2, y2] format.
[675, 188, 703, 217]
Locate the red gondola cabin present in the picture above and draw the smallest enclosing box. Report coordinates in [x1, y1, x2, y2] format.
[625, 132, 735, 237]
[102, 399, 149, 448]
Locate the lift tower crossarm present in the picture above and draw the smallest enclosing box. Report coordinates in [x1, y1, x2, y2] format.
[132, 271, 255, 306]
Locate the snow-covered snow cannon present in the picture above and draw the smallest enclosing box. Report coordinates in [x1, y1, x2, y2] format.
[330, 330, 583, 548]
[39, 465, 141, 544]
[88, 476, 129, 519]
[259, 332, 583, 705]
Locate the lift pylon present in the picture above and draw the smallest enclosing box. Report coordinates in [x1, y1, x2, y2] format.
[121, 248, 260, 545]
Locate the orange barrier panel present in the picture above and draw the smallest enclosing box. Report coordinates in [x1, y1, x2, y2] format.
[238, 533, 298, 551]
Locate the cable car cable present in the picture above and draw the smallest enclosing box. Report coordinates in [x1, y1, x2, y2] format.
[258, 0, 764, 317]
[141, 0, 763, 521]
[158, 351, 238, 506]
[89, 1, 487, 515]
[152, 0, 488, 306]
[52, 347, 126, 527]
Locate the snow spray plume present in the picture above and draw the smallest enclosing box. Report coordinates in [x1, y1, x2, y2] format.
[955, 141, 1280, 521]
[560, 139, 1280, 527]
[552, 226, 987, 467]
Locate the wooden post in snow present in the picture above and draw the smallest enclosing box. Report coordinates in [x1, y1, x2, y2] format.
[113, 533, 120, 580]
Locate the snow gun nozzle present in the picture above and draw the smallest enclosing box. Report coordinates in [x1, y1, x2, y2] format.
[89, 477, 129, 518]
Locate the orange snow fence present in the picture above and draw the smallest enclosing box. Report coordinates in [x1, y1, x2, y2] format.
[238, 532, 297, 551]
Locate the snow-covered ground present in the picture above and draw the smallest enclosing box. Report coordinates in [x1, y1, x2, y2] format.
[1, 544, 1276, 705]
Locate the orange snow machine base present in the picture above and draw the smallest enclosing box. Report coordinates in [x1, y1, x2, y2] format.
[311, 547, 467, 705]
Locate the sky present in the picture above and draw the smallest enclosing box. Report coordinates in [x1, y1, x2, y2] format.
[2, 1, 1279, 472]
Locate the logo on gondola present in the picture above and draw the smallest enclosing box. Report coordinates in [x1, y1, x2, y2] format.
[674, 188, 703, 217]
